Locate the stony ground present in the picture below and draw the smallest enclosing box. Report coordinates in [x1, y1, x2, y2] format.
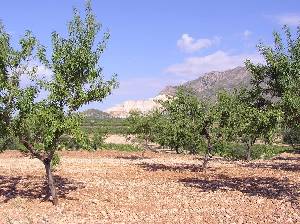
[0, 150, 299, 224]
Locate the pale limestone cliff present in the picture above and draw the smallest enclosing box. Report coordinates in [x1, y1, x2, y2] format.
[105, 94, 168, 118]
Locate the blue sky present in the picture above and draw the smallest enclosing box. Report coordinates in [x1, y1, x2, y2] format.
[1, 0, 300, 110]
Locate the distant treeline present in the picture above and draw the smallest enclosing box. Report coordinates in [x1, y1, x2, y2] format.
[81, 117, 128, 134]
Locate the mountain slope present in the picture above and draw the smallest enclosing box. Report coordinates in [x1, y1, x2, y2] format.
[81, 109, 112, 119]
[106, 66, 251, 117]
[160, 66, 250, 99]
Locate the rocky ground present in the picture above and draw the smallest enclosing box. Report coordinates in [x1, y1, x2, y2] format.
[0, 150, 299, 224]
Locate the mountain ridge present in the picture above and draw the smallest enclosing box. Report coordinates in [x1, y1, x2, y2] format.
[81, 109, 112, 119]
[105, 66, 251, 117]
[160, 66, 250, 99]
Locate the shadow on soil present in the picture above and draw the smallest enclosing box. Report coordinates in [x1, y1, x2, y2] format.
[0, 175, 85, 203]
[140, 162, 214, 172]
[273, 156, 300, 161]
[242, 161, 300, 172]
[180, 174, 299, 204]
[115, 155, 150, 160]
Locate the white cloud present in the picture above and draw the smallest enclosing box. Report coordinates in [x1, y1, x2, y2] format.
[164, 50, 263, 78]
[35, 64, 53, 81]
[243, 30, 252, 39]
[276, 14, 300, 26]
[20, 64, 53, 88]
[177, 34, 220, 53]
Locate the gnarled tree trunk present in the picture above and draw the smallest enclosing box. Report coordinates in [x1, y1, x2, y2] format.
[43, 158, 58, 205]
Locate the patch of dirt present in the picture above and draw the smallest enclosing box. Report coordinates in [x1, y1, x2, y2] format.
[0, 150, 299, 223]
[104, 134, 130, 145]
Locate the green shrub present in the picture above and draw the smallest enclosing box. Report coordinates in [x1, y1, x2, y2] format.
[283, 126, 300, 146]
[81, 118, 128, 134]
[91, 128, 106, 150]
[214, 142, 291, 160]
[251, 144, 290, 159]
[102, 143, 142, 152]
[214, 142, 246, 160]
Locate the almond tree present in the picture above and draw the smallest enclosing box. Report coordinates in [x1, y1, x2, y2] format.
[217, 91, 282, 160]
[126, 110, 155, 156]
[246, 25, 300, 147]
[158, 88, 207, 155]
[0, 22, 39, 151]
[1, 1, 118, 205]
[151, 88, 221, 169]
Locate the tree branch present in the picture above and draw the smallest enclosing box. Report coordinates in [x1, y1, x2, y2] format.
[20, 138, 45, 161]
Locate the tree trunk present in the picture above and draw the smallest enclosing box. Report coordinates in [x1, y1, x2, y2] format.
[44, 159, 58, 205]
[142, 139, 148, 157]
[246, 143, 251, 161]
[202, 137, 212, 170]
[246, 138, 255, 161]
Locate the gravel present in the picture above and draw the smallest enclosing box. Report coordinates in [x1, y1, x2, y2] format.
[0, 150, 299, 223]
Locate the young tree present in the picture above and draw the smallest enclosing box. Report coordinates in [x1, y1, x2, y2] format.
[158, 88, 206, 155]
[126, 110, 155, 156]
[246, 25, 300, 145]
[217, 91, 282, 160]
[2, 1, 118, 205]
[0, 23, 39, 151]
[154, 88, 222, 169]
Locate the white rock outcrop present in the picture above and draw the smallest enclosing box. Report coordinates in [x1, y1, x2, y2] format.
[105, 94, 168, 118]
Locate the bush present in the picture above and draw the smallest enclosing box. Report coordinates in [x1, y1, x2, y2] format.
[283, 127, 300, 146]
[91, 128, 106, 150]
[102, 143, 142, 152]
[214, 142, 246, 160]
[214, 142, 290, 160]
[82, 118, 128, 134]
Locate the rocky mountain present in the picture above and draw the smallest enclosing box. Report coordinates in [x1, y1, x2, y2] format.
[105, 66, 251, 118]
[160, 66, 251, 99]
[81, 109, 112, 119]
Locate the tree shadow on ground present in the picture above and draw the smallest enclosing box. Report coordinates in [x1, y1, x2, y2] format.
[272, 156, 300, 161]
[180, 174, 299, 205]
[242, 162, 300, 172]
[0, 175, 85, 203]
[139, 162, 215, 172]
[115, 155, 150, 160]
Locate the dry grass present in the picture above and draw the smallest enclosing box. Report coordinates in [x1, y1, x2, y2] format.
[0, 150, 299, 223]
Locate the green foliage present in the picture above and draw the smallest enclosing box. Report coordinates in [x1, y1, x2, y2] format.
[283, 126, 300, 146]
[82, 118, 128, 134]
[159, 88, 212, 154]
[216, 90, 283, 160]
[102, 143, 142, 152]
[0, 1, 118, 159]
[51, 152, 61, 169]
[126, 88, 224, 161]
[0, 1, 118, 204]
[246, 25, 300, 145]
[91, 128, 106, 150]
[0, 22, 39, 152]
[59, 135, 86, 150]
[214, 142, 290, 160]
[126, 110, 156, 146]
